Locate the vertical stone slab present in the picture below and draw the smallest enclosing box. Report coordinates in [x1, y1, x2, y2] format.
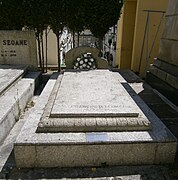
[0, 31, 38, 69]
[147, 0, 178, 103]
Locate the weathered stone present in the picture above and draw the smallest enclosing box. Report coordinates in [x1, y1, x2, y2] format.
[0, 31, 38, 69]
[51, 70, 140, 118]
[0, 65, 27, 96]
[36, 70, 151, 132]
[14, 72, 177, 168]
[65, 47, 108, 69]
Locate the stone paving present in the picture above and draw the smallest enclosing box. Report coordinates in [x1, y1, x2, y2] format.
[0, 69, 178, 179]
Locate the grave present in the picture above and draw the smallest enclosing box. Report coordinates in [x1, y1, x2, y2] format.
[37, 70, 151, 132]
[0, 31, 38, 69]
[15, 70, 177, 168]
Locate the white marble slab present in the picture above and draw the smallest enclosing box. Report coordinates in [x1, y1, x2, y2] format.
[51, 70, 140, 117]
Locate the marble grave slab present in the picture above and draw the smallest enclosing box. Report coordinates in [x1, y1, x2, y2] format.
[37, 70, 151, 132]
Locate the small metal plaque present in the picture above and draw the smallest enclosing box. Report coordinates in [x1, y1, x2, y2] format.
[86, 133, 109, 142]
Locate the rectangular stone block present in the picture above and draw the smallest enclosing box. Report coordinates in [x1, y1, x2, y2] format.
[35, 143, 156, 167]
[166, 73, 178, 90]
[149, 65, 167, 81]
[51, 71, 140, 118]
[0, 31, 37, 69]
[158, 38, 178, 67]
[166, 0, 178, 16]
[162, 16, 178, 40]
[154, 59, 178, 77]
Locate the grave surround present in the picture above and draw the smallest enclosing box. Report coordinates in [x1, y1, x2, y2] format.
[14, 70, 177, 168]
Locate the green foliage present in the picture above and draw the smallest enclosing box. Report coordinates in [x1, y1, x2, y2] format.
[0, 0, 123, 71]
[0, 0, 123, 37]
[84, 0, 123, 39]
[65, 0, 85, 33]
[0, 0, 24, 30]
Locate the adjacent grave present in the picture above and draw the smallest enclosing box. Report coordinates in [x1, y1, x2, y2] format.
[0, 31, 38, 69]
[15, 70, 177, 168]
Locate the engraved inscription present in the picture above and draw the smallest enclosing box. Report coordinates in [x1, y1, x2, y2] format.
[2, 40, 28, 46]
[1, 50, 17, 57]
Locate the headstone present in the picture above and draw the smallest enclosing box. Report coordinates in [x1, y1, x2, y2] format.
[0, 31, 38, 69]
[65, 47, 108, 69]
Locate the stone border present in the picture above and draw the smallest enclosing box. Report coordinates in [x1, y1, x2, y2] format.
[14, 72, 177, 168]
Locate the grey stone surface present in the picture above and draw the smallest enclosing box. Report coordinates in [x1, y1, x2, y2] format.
[15, 146, 36, 168]
[166, 0, 178, 16]
[51, 70, 140, 117]
[14, 71, 177, 167]
[38, 117, 151, 132]
[0, 65, 27, 96]
[0, 71, 40, 144]
[158, 38, 178, 67]
[149, 65, 167, 81]
[166, 73, 178, 90]
[38, 70, 151, 132]
[149, 64, 178, 90]
[154, 58, 178, 77]
[35, 143, 156, 167]
[162, 16, 178, 40]
[0, 31, 38, 69]
[0, 95, 37, 172]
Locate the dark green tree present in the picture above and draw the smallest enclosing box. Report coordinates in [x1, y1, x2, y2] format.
[22, 0, 50, 72]
[0, 0, 24, 30]
[49, 0, 68, 72]
[83, 0, 123, 53]
[65, 0, 85, 47]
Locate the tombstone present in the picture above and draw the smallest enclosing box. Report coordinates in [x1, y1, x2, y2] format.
[0, 31, 38, 69]
[37, 70, 151, 132]
[65, 47, 108, 69]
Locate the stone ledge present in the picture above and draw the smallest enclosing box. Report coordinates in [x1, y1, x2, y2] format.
[0, 71, 40, 144]
[37, 117, 151, 132]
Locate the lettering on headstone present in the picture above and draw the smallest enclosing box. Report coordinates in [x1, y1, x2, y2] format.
[2, 40, 28, 46]
[1, 50, 17, 57]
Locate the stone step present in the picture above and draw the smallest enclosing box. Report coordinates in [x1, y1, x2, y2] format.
[0, 71, 40, 144]
[14, 71, 177, 168]
[0, 65, 27, 97]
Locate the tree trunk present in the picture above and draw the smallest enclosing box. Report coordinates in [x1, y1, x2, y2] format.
[45, 28, 48, 73]
[77, 31, 80, 47]
[36, 32, 42, 71]
[98, 37, 103, 57]
[40, 31, 45, 73]
[73, 30, 75, 48]
[56, 31, 61, 72]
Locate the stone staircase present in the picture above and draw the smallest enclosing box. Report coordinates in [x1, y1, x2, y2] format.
[0, 65, 40, 144]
